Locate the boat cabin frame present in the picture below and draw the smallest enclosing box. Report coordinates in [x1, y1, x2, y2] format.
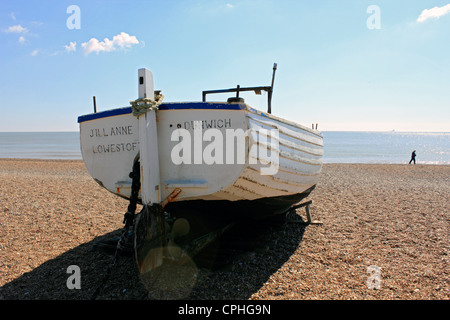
[202, 63, 278, 114]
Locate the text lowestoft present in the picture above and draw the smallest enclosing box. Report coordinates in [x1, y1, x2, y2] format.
[93, 141, 139, 154]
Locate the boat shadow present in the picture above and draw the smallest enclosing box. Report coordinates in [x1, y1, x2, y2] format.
[187, 213, 308, 299]
[0, 214, 307, 300]
[0, 230, 149, 300]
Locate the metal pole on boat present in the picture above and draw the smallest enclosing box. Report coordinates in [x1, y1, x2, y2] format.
[268, 63, 277, 114]
[93, 96, 97, 113]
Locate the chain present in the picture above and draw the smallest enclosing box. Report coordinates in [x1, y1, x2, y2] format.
[90, 158, 141, 300]
[90, 228, 129, 300]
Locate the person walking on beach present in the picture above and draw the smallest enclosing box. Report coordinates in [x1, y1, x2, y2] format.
[409, 150, 416, 164]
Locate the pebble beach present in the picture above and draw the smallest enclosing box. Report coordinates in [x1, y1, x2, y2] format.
[0, 159, 448, 300]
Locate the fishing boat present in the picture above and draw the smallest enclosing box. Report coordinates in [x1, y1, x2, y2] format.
[77, 64, 323, 282]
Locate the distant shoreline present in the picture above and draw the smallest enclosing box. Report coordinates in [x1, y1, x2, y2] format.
[1, 131, 449, 164]
[0, 158, 83, 162]
[3, 131, 449, 134]
[1, 158, 449, 167]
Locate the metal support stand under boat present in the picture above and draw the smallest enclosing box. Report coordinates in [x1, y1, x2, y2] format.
[202, 62, 277, 114]
[286, 200, 323, 225]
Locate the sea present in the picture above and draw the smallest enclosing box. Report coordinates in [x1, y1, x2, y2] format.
[0, 131, 449, 165]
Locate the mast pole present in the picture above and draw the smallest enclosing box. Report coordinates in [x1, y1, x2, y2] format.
[268, 63, 277, 114]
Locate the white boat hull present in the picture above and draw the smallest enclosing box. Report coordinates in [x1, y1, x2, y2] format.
[78, 102, 323, 217]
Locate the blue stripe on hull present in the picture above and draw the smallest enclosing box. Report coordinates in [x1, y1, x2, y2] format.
[77, 102, 246, 123]
[77, 107, 132, 123]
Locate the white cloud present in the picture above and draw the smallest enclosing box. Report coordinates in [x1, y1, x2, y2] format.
[417, 4, 450, 22]
[81, 32, 139, 55]
[18, 36, 26, 44]
[30, 49, 39, 56]
[64, 41, 77, 52]
[4, 24, 28, 33]
[30, 21, 44, 27]
[226, 3, 234, 8]
[10, 12, 16, 21]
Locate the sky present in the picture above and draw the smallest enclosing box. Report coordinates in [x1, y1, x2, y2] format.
[0, 0, 449, 132]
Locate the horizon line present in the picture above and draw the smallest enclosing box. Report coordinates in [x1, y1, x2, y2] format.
[1, 130, 449, 134]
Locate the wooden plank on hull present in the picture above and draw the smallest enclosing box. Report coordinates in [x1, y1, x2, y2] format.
[246, 110, 323, 146]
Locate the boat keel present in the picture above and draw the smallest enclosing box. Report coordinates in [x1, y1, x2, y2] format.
[134, 203, 166, 274]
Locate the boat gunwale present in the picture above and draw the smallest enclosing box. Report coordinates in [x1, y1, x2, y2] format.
[77, 102, 247, 123]
[77, 102, 324, 143]
[247, 112, 323, 147]
[245, 106, 323, 139]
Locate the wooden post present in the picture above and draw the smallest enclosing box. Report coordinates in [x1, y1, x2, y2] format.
[135, 68, 164, 272]
[137, 68, 161, 205]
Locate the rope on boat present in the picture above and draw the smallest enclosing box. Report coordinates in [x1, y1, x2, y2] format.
[130, 93, 164, 117]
